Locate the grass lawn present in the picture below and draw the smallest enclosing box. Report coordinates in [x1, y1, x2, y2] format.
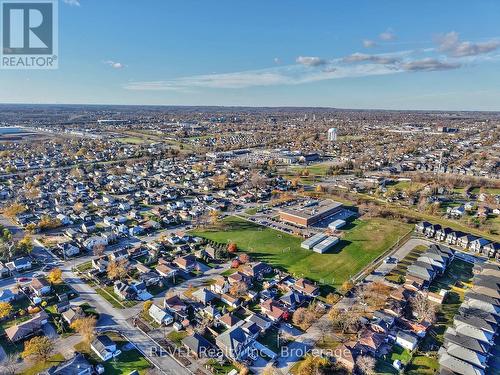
[191, 216, 412, 288]
[74, 335, 152, 375]
[167, 331, 188, 347]
[75, 261, 92, 272]
[21, 353, 65, 375]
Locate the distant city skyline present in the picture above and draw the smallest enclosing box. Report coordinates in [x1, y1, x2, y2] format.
[1, 0, 500, 110]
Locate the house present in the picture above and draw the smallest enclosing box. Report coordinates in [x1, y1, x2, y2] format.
[149, 304, 174, 325]
[83, 236, 108, 251]
[464, 292, 500, 316]
[5, 257, 32, 272]
[164, 295, 189, 320]
[109, 248, 129, 261]
[240, 262, 272, 280]
[31, 277, 52, 296]
[173, 255, 197, 271]
[280, 291, 306, 309]
[0, 289, 17, 303]
[355, 327, 387, 356]
[245, 314, 272, 333]
[192, 288, 218, 304]
[438, 352, 485, 375]
[156, 264, 177, 278]
[182, 333, 218, 359]
[91, 335, 121, 361]
[416, 221, 432, 234]
[81, 221, 96, 233]
[41, 353, 93, 375]
[482, 242, 499, 258]
[458, 234, 479, 249]
[114, 281, 135, 300]
[211, 276, 230, 294]
[220, 293, 240, 308]
[139, 271, 161, 287]
[61, 305, 85, 325]
[293, 278, 319, 297]
[216, 323, 255, 361]
[469, 239, 491, 254]
[5, 311, 49, 342]
[260, 299, 287, 321]
[59, 242, 80, 258]
[396, 330, 419, 350]
[0, 262, 10, 278]
[219, 313, 241, 329]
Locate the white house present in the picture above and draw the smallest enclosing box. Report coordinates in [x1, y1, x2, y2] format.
[396, 330, 419, 351]
[91, 335, 121, 361]
[149, 304, 174, 326]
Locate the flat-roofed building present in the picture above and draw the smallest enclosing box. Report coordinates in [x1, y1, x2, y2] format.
[279, 199, 343, 227]
[313, 236, 339, 253]
[301, 233, 328, 250]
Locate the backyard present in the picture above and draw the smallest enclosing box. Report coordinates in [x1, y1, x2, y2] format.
[191, 216, 412, 289]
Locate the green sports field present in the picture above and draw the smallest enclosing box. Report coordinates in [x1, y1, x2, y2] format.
[191, 216, 412, 288]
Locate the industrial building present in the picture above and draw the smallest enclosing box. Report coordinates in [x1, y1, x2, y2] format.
[301, 233, 328, 250]
[279, 199, 343, 227]
[313, 236, 339, 253]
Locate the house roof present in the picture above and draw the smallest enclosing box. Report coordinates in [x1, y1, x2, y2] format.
[294, 278, 318, 295]
[439, 352, 484, 375]
[41, 353, 93, 375]
[219, 313, 241, 327]
[182, 333, 215, 357]
[5, 311, 49, 341]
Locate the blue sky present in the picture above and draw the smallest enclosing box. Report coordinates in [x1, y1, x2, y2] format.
[1, 0, 500, 110]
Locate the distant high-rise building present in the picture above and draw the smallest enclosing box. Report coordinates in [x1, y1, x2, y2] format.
[327, 127, 337, 141]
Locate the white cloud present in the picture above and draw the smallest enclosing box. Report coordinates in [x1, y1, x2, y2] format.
[436, 31, 500, 57]
[379, 29, 396, 41]
[124, 62, 401, 91]
[402, 58, 460, 72]
[342, 52, 399, 64]
[104, 60, 125, 69]
[363, 39, 377, 48]
[63, 0, 80, 6]
[296, 56, 327, 67]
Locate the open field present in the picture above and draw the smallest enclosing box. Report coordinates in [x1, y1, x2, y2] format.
[191, 216, 412, 288]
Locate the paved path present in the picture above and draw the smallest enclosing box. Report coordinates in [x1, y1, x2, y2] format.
[365, 237, 431, 283]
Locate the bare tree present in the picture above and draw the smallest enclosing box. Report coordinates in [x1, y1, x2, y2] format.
[356, 355, 376, 375]
[410, 292, 437, 323]
[0, 354, 18, 375]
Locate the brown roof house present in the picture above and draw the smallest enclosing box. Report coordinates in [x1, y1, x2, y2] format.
[31, 277, 52, 296]
[293, 278, 319, 297]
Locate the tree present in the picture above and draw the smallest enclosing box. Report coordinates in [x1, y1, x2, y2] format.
[229, 281, 248, 298]
[213, 174, 229, 189]
[47, 268, 63, 284]
[0, 354, 18, 375]
[297, 354, 330, 375]
[340, 280, 354, 295]
[107, 259, 128, 280]
[93, 243, 105, 257]
[227, 242, 238, 253]
[0, 302, 12, 319]
[410, 292, 437, 323]
[325, 293, 340, 305]
[262, 364, 283, 375]
[239, 253, 250, 264]
[356, 355, 376, 375]
[143, 300, 153, 314]
[22, 336, 54, 361]
[292, 307, 315, 330]
[71, 316, 97, 345]
[16, 236, 33, 254]
[3, 203, 26, 219]
[209, 210, 221, 227]
[329, 308, 360, 334]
